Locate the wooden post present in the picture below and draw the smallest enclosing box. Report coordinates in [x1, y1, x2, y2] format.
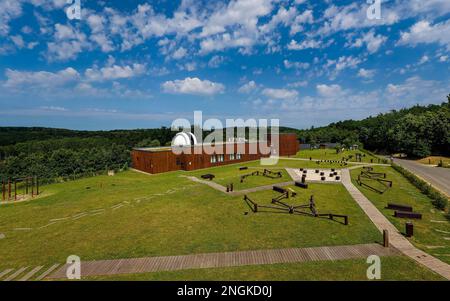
[2, 179, 5, 201]
[36, 177, 39, 195]
[26, 177, 29, 195]
[31, 177, 34, 197]
[14, 180, 17, 201]
[8, 179, 11, 200]
[383, 230, 389, 247]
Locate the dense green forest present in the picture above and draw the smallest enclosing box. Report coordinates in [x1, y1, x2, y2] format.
[297, 96, 450, 158]
[0, 126, 296, 181]
[0, 95, 449, 181]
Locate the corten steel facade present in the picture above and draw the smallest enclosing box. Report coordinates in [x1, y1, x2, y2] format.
[131, 133, 299, 174]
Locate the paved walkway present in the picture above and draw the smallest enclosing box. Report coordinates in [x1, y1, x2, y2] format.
[340, 169, 450, 280]
[393, 159, 450, 197]
[0, 263, 60, 281]
[46, 243, 398, 279]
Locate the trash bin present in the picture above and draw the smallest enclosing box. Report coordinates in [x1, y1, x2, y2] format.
[405, 222, 414, 237]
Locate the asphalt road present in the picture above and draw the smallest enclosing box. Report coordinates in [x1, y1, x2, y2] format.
[393, 158, 450, 197]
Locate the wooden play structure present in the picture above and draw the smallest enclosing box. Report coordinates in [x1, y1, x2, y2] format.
[1, 176, 39, 203]
[240, 169, 282, 183]
[243, 187, 348, 225]
[357, 167, 393, 194]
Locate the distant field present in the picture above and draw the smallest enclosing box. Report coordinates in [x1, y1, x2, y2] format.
[417, 156, 450, 167]
[294, 148, 381, 163]
[350, 166, 450, 264]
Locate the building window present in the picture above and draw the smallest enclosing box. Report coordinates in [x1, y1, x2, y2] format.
[218, 154, 224, 162]
[210, 155, 217, 163]
[236, 153, 242, 160]
[229, 154, 235, 160]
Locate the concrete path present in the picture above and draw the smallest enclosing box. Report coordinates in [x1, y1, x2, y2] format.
[393, 158, 450, 197]
[341, 169, 450, 280]
[186, 176, 228, 193]
[47, 243, 398, 279]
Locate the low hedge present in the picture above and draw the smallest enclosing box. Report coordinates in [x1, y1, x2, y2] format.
[392, 163, 448, 211]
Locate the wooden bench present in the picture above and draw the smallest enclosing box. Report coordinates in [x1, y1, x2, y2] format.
[394, 211, 422, 219]
[387, 203, 413, 212]
[295, 181, 308, 189]
[273, 186, 287, 193]
[201, 174, 215, 180]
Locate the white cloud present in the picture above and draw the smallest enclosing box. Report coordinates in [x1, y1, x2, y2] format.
[357, 68, 376, 79]
[287, 39, 322, 50]
[172, 47, 187, 60]
[85, 63, 146, 81]
[4, 67, 80, 88]
[385, 76, 448, 106]
[398, 20, 450, 51]
[47, 24, 90, 61]
[11, 35, 25, 49]
[349, 30, 387, 54]
[418, 55, 429, 65]
[238, 81, 257, 93]
[162, 77, 225, 96]
[325, 56, 363, 79]
[439, 55, 448, 62]
[262, 88, 298, 100]
[0, 0, 22, 36]
[316, 84, 343, 98]
[287, 80, 308, 88]
[208, 55, 225, 68]
[284, 59, 310, 70]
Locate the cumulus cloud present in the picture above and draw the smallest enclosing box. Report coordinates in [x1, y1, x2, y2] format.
[85, 63, 146, 81]
[357, 68, 376, 79]
[349, 30, 387, 54]
[262, 88, 298, 100]
[284, 59, 310, 70]
[162, 77, 225, 96]
[238, 80, 258, 93]
[47, 24, 90, 61]
[316, 84, 343, 98]
[3, 67, 80, 89]
[287, 39, 322, 50]
[398, 20, 450, 50]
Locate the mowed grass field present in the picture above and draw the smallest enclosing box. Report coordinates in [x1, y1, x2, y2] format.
[0, 166, 380, 270]
[0, 153, 446, 280]
[295, 148, 380, 163]
[350, 166, 450, 264]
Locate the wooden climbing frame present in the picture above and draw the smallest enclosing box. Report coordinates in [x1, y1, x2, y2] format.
[1, 176, 39, 203]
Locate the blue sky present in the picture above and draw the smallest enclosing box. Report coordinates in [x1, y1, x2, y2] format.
[0, 0, 449, 130]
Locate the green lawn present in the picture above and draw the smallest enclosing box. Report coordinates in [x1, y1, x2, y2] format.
[295, 149, 380, 163]
[0, 157, 445, 280]
[85, 256, 443, 281]
[350, 166, 450, 264]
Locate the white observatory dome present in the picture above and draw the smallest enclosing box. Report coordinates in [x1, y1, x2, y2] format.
[172, 132, 198, 147]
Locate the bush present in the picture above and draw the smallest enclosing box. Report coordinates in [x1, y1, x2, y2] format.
[392, 163, 448, 211]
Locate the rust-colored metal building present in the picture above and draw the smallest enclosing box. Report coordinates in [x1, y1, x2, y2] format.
[131, 133, 299, 174]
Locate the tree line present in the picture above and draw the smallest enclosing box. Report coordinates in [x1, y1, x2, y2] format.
[297, 96, 450, 158]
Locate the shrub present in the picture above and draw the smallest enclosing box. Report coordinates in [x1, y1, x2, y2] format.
[392, 163, 448, 211]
